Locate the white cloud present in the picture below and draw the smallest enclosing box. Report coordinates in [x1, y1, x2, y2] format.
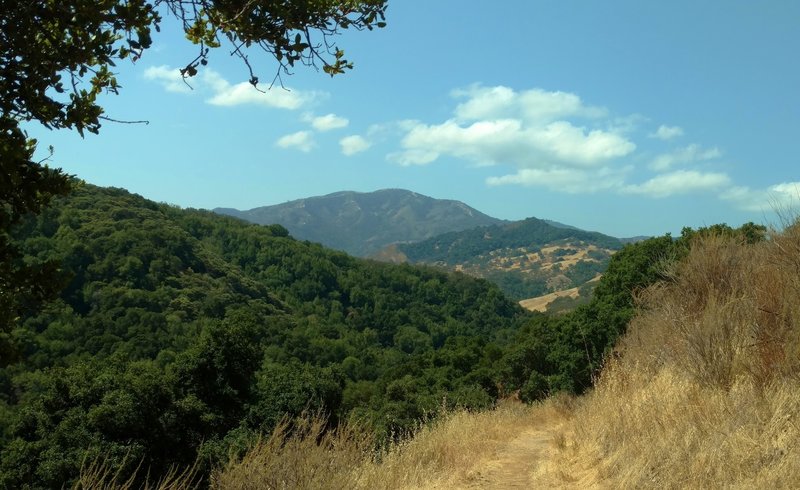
[201, 70, 229, 93]
[373, 83, 782, 209]
[392, 117, 634, 169]
[390, 86, 634, 177]
[143, 65, 191, 93]
[207, 81, 311, 110]
[452, 85, 607, 123]
[623, 170, 731, 198]
[651, 125, 684, 140]
[339, 135, 371, 156]
[607, 114, 648, 134]
[722, 182, 800, 212]
[528, 121, 635, 165]
[650, 144, 722, 171]
[276, 131, 315, 152]
[307, 113, 349, 131]
[385, 85, 643, 201]
[486, 166, 630, 194]
[144, 66, 318, 110]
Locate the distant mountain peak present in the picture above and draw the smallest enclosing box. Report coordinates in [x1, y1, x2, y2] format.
[213, 189, 503, 256]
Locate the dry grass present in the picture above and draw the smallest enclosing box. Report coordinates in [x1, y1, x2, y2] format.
[520, 274, 602, 313]
[355, 399, 565, 489]
[209, 414, 373, 490]
[74, 455, 200, 489]
[541, 227, 800, 488]
[209, 400, 564, 490]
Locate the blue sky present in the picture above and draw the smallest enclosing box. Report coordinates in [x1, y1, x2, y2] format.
[27, 1, 800, 238]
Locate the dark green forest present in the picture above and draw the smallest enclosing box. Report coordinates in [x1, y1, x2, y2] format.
[0, 182, 765, 487]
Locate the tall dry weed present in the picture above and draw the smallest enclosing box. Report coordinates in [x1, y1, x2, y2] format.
[210, 413, 373, 490]
[74, 454, 200, 490]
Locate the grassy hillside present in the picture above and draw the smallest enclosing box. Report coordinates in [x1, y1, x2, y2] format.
[539, 226, 800, 487]
[395, 217, 622, 301]
[0, 183, 525, 488]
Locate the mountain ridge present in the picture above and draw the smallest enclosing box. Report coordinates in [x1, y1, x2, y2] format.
[214, 189, 504, 256]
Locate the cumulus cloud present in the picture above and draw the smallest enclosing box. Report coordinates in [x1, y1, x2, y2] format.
[339, 135, 371, 156]
[306, 113, 349, 131]
[486, 166, 630, 194]
[390, 85, 634, 174]
[143, 65, 191, 93]
[206, 78, 312, 110]
[452, 85, 607, 123]
[276, 131, 315, 152]
[650, 144, 722, 171]
[623, 170, 731, 198]
[392, 118, 634, 168]
[144, 66, 318, 110]
[385, 84, 643, 202]
[651, 125, 684, 140]
[722, 182, 800, 212]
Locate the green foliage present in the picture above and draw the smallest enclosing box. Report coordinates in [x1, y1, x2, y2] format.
[0, 121, 71, 336]
[0, 184, 525, 487]
[2, 0, 386, 138]
[1, 0, 386, 344]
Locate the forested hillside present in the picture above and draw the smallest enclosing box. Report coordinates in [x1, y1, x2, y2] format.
[395, 217, 623, 300]
[0, 184, 522, 488]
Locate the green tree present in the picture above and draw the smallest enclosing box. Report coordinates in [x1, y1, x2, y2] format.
[0, 0, 387, 333]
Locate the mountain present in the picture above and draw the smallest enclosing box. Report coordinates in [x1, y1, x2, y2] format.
[392, 217, 624, 301]
[214, 189, 503, 256]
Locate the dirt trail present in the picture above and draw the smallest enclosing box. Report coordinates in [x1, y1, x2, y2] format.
[449, 417, 600, 490]
[464, 426, 555, 489]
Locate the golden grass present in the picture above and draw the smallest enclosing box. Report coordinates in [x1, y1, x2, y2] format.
[540, 228, 800, 488]
[208, 400, 566, 490]
[355, 399, 566, 489]
[210, 414, 373, 490]
[519, 275, 602, 313]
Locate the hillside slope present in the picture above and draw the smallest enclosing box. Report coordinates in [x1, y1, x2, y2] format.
[214, 189, 503, 256]
[540, 228, 800, 487]
[0, 183, 525, 488]
[395, 217, 622, 300]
